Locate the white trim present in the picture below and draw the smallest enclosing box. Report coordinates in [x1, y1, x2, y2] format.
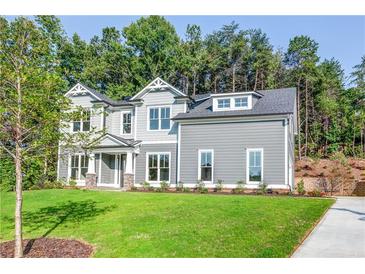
[100, 106, 104, 130]
[142, 140, 177, 144]
[167, 183, 290, 189]
[65, 83, 103, 101]
[246, 148, 264, 184]
[284, 119, 288, 187]
[183, 101, 187, 113]
[120, 110, 133, 136]
[131, 77, 185, 100]
[145, 152, 171, 183]
[177, 123, 181, 183]
[114, 154, 118, 185]
[133, 106, 137, 140]
[71, 107, 91, 133]
[213, 95, 252, 112]
[198, 149, 214, 184]
[146, 105, 172, 131]
[98, 153, 102, 184]
[176, 115, 289, 125]
[97, 134, 130, 147]
[56, 145, 61, 180]
[210, 91, 263, 98]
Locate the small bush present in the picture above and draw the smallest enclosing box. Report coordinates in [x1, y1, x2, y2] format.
[257, 181, 268, 194]
[43, 180, 64, 189]
[155, 187, 162, 192]
[329, 151, 348, 166]
[176, 181, 184, 192]
[160, 181, 170, 192]
[142, 181, 150, 191]
[296, 179, 305, 195]
[68, 180, 77, 188]
[183, 187, 191, 193]
[233, 180, 245, 194]
[29, 185, 41, 191]
[215, 179, 224, 192]
[195, 180, 208, 194]
[148, 186, 155, 191]
[130, 186, 138, 191]
[307, 189, 324, 197]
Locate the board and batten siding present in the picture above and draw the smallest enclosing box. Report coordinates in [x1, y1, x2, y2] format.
[179, 120, 286, 186]
[135, 90, 185, 142]
[135, 143, 177, 185]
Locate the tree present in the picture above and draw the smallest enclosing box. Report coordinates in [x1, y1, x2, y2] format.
[285, 35, 319, 159]
[0, 17, 68, 257]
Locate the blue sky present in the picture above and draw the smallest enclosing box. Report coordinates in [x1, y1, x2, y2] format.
[7, 16, 365, 79]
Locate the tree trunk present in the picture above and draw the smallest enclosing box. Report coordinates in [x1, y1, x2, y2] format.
[297, 79, 301, 160]
[304, 78, 308, 157]
[253, 70, 258, 91]
[232, 64, 236, 92]
[193, 73, 196, 96]
[14, 142, 23, 258]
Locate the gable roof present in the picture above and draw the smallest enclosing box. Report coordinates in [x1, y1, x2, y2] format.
[173, 88, 296, 120]
[91, 133, 141, 148]
[130, 77, 186, 100]
[65, 83, 132, 106]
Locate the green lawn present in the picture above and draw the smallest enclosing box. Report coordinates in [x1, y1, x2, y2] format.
[0, 189, 334, 258]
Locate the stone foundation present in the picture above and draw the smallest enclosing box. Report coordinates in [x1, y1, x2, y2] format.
[123, 173, 134, 190]
[85, 173, 97, 188]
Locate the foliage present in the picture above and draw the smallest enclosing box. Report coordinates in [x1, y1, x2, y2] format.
[257, 181, 268, 194]
[68, 180, 77, 188]
[296, 179, 306, 195]
[0, 190, 334, 257]
[183, 187, 191, 193]
[195, 180, 208, 194]
[141, 181, 150, 191]
[176, 181, 184, 192]
[215, 179, 224, 192]
[232, 180, 245, 194]
[159, 181, 170, 192]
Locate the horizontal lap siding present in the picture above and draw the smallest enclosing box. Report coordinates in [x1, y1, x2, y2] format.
[135, 143, 177, 184]
[58, 151, 69, 181]
[180, 120, 286, 185]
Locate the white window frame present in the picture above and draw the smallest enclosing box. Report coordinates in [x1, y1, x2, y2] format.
[147, 106, 171, 131]
[198, 149, 214, 184]
[68, 153, 89, 182]
[213, 96, 252, 112]
[217, 98, 231, 109]
[145, 152, 171, 183]
[120, 111, 132, 135]
[72, 108, 91, 132]
[246, 148, 264, 184]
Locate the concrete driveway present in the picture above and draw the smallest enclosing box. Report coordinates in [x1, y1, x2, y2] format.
[292, 197, 365, 258]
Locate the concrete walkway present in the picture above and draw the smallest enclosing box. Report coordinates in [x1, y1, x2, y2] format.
[292, 197, 365, 258]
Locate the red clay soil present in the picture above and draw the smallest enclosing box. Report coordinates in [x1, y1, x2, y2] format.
[0, 238, 93, 258]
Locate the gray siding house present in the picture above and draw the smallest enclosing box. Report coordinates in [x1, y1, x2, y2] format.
[58, 77, 297, 191]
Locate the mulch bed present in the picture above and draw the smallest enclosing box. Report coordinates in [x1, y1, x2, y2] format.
[0, 238, 93, 258]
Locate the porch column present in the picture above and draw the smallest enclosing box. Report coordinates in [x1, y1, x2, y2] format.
[124, 152, 134, 190]
[86, 153, 97, 188]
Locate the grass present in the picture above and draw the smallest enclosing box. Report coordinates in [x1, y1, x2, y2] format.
[0, 189, 334, 258]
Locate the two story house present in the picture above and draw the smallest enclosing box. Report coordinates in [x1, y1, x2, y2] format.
[57, 77, 297, 191]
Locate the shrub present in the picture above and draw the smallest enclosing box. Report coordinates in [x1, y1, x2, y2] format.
[307, 189, 324, 197]
[160, 181, 170, 192]
[233, 180, 245, 194]
[142, 181, 150, 191]
[155, 187, 162, 192]
[176, 181, 184, 192]
[29, 185, 41, 191]
[130, 186, 138, 191]
[68, 180, 77, 188]
[257, 181, 268, 194]
[329, 151, 348, 166]
[296, 179, 305, 195]
[148, 186, 155, 191]
[215, 179, 224, 192]
[183, 187, 191, 193]
[195, 180, 208, 194]
[43, 180, 64, 189]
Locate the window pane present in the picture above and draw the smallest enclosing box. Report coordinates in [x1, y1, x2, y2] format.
[80, 167, 88, 179]
[71, 155, 79, 168]
[161, 118, 170, 129]
[201, 167, 212, 181]
[73, 121, 81, 132]
[255, 151, 261, 167]
[82, 121, 90, 131]
[150, 108, 159, 119]
[150, 120, 158, 130]
[249, 167, 261, 182]
[123, 113, 131, 134]
[149, 108, 159, 130]
[148, 154, 158, 168]
[160, 107, 170, 129]
[218, 99, 230, 108]
[160, 168, 169, 181]
[249, 150, 262, 182]
[71, 168, 78, 180]
[201, 152, 212, 167]
[235, 97, 248, 107]
[80, 155, 88, 168]
[149, 168, 158, 181]
[159, 154, 169, 168]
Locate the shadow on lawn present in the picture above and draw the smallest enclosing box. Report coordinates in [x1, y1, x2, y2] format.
[3, 200, 115, 254]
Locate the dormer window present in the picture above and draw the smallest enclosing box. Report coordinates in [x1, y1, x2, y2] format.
[235, 97, 248, 108]
[217, 99, 230, 109]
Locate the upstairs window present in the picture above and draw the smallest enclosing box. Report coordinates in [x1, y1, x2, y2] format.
[122, 112, 132, 134]
[235, 97, 248, 108]
[73, 109, 90, 132]
[149, 107, 171, 130]
[217, 99, 230, 109]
